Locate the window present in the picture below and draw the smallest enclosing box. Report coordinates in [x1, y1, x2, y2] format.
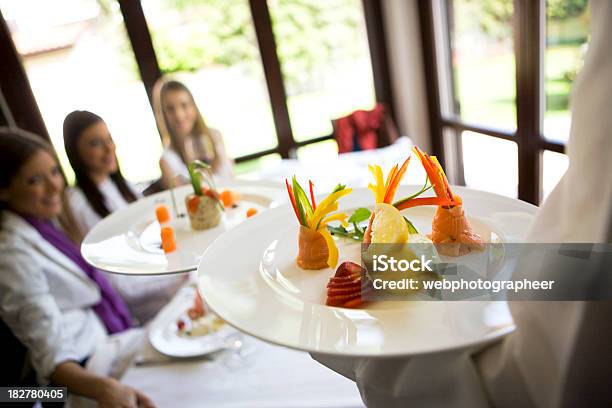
[543, 1, 590, 143]
[2, 1, 391, 175]
[421, 0, 590, 204]
[0, 0, 161, 183]
[449, 0, 516, 131]
[268, 0, 376, 143]
[141, 0, 279, 159]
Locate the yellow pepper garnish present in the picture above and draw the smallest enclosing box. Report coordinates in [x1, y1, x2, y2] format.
[286, 178, 352, 269]
[368, 157, 410, 205]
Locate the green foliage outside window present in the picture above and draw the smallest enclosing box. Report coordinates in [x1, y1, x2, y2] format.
[149, 0, 364, 92]
[462, 0, 588, 39]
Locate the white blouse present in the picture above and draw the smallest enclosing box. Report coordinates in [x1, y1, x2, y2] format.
[160, 129, 234, 182]
[68, 178, 186, 325]
[68, 177, 139, 234]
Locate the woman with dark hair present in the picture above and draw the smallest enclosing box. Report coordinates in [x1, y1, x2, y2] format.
[63, 111, 186, 324]
[63, 110, 139, 232]
[153, 78, 234, 187]
[0, 128, 154, 407]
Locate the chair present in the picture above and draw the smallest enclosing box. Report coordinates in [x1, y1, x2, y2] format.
[0, 319, 41, 406]
[332, 103, 399, 154]
[140, 178, 166, 196]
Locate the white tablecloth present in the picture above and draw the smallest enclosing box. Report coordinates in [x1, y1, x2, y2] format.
[122, 337, 364, 408]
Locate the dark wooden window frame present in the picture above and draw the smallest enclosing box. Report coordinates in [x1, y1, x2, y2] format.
[120, 0, 395, 163]
[419, 0, 567, 205]
[0, 1, 394, 167]
[0, 9, 49, 140]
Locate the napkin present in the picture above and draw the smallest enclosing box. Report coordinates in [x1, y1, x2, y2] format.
[311, 1, 612, 406]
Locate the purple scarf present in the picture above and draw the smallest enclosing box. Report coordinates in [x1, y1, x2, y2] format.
[24, 216, 132, 334]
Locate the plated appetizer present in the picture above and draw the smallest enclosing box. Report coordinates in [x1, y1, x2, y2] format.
[321, 146, 486, 308]
[176, 290, 225, 338]
[407, 147, 485, 256]
[291, 146, 485, 309]
[356, 146, 484, 255]
[286, 177, 352, 270]
[176, 313, 225, 338]
[186, 161, 224, 230]
[362, 156, 440, 245]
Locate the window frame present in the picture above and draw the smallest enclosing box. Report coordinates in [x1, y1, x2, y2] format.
[0, 0, 394, 167]
[119, 0, 394, 163]
[419, 0, 567, 205]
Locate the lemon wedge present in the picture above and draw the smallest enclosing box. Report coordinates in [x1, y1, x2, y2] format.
[370, 203, 409, 243]
[407, 233, 432, 244]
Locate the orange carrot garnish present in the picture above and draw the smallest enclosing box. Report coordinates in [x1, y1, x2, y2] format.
[383, 157, 410, 204]
[187, 195, 200, 215]
[246, 208, 258, 218]
[155, 205, 170, 224]
[161, 226, 177, 253]
[413, 147, 454, 202]
[219, 190, 239, 207]
[285, 179, 301, 221]
[395, 197, 455, 210]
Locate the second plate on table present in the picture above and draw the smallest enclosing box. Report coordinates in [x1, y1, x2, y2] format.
[82, 179, 284, 275]
[148, 286, 236, 358]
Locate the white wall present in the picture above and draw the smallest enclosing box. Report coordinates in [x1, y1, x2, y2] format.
[381, 0, 431, 151]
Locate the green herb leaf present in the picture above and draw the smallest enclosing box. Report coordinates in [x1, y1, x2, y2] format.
[332, 183, 346, 193]
[327, 207, 372, 242]
[292, 176, 312, 226]
[327, 225, 362, 241]
[188, 162, 203, 196]
[393, 176, 433, 207]
[348, 207, 371, 224]
[403, 217, 419, 235]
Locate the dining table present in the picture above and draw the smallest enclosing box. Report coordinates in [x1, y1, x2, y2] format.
[122, 332, 365, 408]
[120, 137, 417, 407]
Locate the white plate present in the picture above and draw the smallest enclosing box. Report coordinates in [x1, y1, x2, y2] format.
[82, 179, 284, 275]
[198, 186, 538, 357]
[149, 286, 235, 358]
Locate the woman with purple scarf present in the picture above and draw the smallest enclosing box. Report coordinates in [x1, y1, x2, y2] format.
[0, 128, 154, 407]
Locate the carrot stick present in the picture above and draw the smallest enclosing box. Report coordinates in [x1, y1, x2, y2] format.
[285, 179, 301, 221]
[430, 156, 454, 201]
[309, 180, 316, 210]
[384, 157, 410, 204]
[413, 147, 447, 199]
[161, 226, 177, 253]
[384, 164, 398, 191]
[394, 197, 455, 210]
[155, 205, 170, 224]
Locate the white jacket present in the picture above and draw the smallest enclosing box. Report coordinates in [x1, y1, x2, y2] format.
[0, 211, 107, 385]
[67, 182, 187, 324]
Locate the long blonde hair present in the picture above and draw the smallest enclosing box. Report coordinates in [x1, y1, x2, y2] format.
[152, 78, 217, 165]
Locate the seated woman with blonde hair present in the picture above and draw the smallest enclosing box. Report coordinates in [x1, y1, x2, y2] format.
[153, 78, 233, 187]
